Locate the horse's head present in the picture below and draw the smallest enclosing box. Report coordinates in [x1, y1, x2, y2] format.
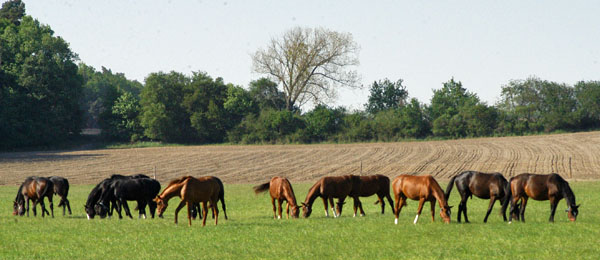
[301, 202, 312, 218]
[95, 202, 109, 218]
[13, 201, 24, 216]
[85, 204, 96, 219]
[566, 204, 580, 222]
[291, 205, 301, 218]
[154, 196, 167, 218]
[440, 205, 452, 224]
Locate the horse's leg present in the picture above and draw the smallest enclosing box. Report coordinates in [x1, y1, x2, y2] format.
[520, 197, 529, 223]
[394, 194, 403, 224]
[549, 197, 558, 222]
[271, 197, 277, 219]
[121, 200, 133, 219]
[277, 199, 283, 219]
[322, 197, 329, 217]
[377, 195, 385, 214]
[286, 202, 290, 219]
[414, 198, 426, 224]
[329, 197, 337, 217]
[66, 198, 72, 215]
[37, 199, 43, 217]
[25, 197, 30, 217]
[173, 200, 186, 225]
[213, 199, 219, 226]
[138, 200, 147, 219]
[201, 202, 208, 227]
[186, 202, 192, 226]
[430, 200, 436, 222]
[483, 196, 497, 223]
[48, 195, 54, 218]
[357, 197, 365, 216]
[353, 197, 359, 217]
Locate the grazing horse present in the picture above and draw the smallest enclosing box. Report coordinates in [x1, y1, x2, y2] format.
[49, 176, 72, 216]
[350, 175, 395, 217]
[85, 174, 150, 219]
[13, 176, 54, 218]
[154, 176, 221, 226]
[254, 176, 301, 219]
[392, 175, 452, 224]
[190, 176, 229, 221]
[96, 177, 161, 219]
[505, 173, 579, 222]
[301, 175, 359, 218]
[444, 171, 510, 223]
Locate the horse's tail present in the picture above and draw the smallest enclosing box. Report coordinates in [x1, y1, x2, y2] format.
[216, 177, 228, 220]
[444, 175, 458, 201]
[501, 177, 513, 218]
[253, 182, 270, 194]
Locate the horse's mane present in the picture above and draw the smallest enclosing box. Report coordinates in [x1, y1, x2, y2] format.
[553, 174, 576, 206]
[168, 176, 193, 186]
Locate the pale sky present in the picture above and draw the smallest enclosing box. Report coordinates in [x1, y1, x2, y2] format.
[21, 0, 600, 110]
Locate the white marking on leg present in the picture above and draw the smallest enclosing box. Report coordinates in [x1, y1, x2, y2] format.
[325, 210, 329, 217]
[143, 214, 147, 219]
[277, 215, 281, 219]
[508, 221, 512, 224]
[87, 214, 90, 220]
[413, 214, 419, 224]
[360, 213, 365, 217]
[353, 213, 356, 217]
[395, 218, 398, 225]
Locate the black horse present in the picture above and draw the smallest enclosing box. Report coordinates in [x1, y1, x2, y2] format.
[96, 177, 161, 219]
[49, 176, 71, 216]
[445, 171, 511, 223]
[13, 176, 54, 217]
[85, 174, 150, 219]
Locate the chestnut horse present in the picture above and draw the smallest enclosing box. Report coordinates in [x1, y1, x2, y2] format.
[350, 174, 394, 217]
[154, 176, 221, 226]
[13, 176, 54, 217]
[505, 173, 579, 222]
[444, 171, 510, 223]
[254, 176, 301, 219]
[392, 175, 452, 224]
[301, 175, 359, 218]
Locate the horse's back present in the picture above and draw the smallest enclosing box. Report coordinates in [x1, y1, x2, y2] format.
[320, 175, 353, 197]
[182, 176, 221, 202]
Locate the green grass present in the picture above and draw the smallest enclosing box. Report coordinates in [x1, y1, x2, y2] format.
[1, 182, 599, 259]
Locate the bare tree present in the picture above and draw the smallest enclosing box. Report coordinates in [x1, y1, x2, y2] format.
[252, 27, 360, 110]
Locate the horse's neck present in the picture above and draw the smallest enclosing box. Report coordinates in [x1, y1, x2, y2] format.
[561, 182, 576, 207]
[284, 186, 299, 207]
[431, 184, 448, 208]
[159, 183, 183, 202]
[15, 184, 24, 202]
[304, 183, 321, 206]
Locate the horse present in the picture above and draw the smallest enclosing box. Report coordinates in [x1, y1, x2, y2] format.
[96, 177, 161, 219]
[154, 176, 221, 226]
[301, 175, 359, 218]
[392, 175, 452, 224]
[85, 174, 150, 219]
[254, 176, 301, 219]
[504, 173, 579, 222]
[350, 174, 395, 217]
[48, 176, 71, 216]
[444, 171, 510, 223]
[13, 176, 54, 218]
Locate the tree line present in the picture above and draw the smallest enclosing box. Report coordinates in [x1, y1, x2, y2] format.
[1, 1, 600, 150]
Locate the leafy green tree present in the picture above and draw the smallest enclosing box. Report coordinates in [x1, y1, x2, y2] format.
[140, 71, 192, 142]
[1, 13, 82, 149]
[574, 81, 600, 128]
[109, 92, 142, 141]
[248, 78, 286, 111]
[302, 105, 345, 142]
[365, 78, 408, 114]
[0, 0, 25, 25]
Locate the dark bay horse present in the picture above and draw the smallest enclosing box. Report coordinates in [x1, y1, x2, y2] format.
[351, 174, 395, 217]
[254, 176, 301, 219]
[154, 176, 222, 226]
[96, 177, 161, 219]
[301, 175, 359, 218]
[49, 176, 71, 216]
[505, 173, 579, 222]
[444, 171, 510, 223]
[13, 176, 54, 217]
[85, 174, 150, 219]
[392, 175, 452, 224]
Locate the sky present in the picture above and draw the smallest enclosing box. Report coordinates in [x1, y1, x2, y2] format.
[20, 0, 600, 110]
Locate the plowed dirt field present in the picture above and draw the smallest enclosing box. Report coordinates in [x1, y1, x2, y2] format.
[2, 131, 599, 185]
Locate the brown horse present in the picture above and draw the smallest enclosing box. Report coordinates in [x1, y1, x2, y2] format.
[350, 175, 394, 217]
[505, 173, 579, 222]
[392, 175, 452, 224]
[254, 176, 301, 219]
[13, 176, 54, 217]
[154, 176, 221, 226]
[444, 171, 510, 223]
[301, 175, 359, 218]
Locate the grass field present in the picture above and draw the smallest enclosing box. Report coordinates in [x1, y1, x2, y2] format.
[1, 181, 599, 259]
